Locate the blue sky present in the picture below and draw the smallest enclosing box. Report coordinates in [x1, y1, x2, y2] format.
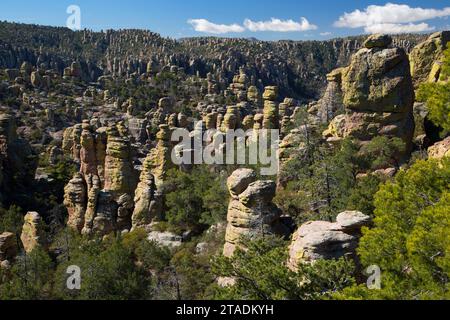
[0, 0, 449, 40]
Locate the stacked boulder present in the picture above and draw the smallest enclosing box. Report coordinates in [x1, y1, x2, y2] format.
[148, 124, 174, 187]
[324, 34, 415, 158]
[131, 153, 161, 229]
[262, 86, 280, 129]
[288, 211, 371, 270]
[316, 68, 345, 123]
[247, 85, 262, 107]
[223, 169, 288, 257]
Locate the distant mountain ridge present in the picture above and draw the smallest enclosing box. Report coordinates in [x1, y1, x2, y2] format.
[0, 21, 430, 100]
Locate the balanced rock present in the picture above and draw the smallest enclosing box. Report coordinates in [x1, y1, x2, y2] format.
[262, 86, 279, 129]
[223, 169, 288, 257]
[324, 35, 415, 158]
[288, 211, 371, 270]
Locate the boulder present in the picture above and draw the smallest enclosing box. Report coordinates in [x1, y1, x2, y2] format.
[288, 211, 371, 270]
[428, 137, 450, 160]
[227, 168, 257, 198]
[364, 34, 392, 49]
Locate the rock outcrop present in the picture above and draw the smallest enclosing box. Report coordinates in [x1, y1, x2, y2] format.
[316, 68, 345, 123]
[428, 137, 450, 160]
[63, 123, 138, 236]
[288, 211, 371, 270]
[149, 124, 174, 187]
[131, 154, 161, 229]
[20, 212, 47, 253]
[324, 34, 415, 159]
[410, 31, 450, 87]
[0, 232, 18, 266]
[223, 169, 288, 257]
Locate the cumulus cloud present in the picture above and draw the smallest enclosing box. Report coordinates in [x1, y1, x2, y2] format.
[365, 22, 435, 34]
[244, 17, 317, 32]
[335, 3, 450, 34]
[187, 19, 245, 34]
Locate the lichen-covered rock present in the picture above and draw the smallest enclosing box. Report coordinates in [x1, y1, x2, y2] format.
[262, 86, 280, 129]
[221, 106, 240, 131]
[104, 126, 138, 196]
[204, 112, 218, 130]
[247, 85, 262, 106]
[324, 35, 415, 159]
[262, 86, 278, 101]
[20, 212, 47, 253]
[364, 34, 392, 49]
[223, 169, 288, 257]
[30, 71, 42, 87]
[342, 46, 413, 113]
[242, 115, 254, 131]
[80, 122, 99, 177]
[410, 31, 450, 88]
[288, 211, 371, 270]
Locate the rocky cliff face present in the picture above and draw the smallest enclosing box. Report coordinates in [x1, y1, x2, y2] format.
[0, 112, 37, 205]
[223, 169, 289, 257]
[323, 34, 415, 159]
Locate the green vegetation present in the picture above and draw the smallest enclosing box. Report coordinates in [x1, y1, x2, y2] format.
[212, 236, 355, 300]
[337, 158, 450, 299]
[161, 166, 229, 233]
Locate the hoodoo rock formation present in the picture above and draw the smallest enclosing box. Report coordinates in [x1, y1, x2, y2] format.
[223, 169, 289, 257]
[324, 34, 415, 159]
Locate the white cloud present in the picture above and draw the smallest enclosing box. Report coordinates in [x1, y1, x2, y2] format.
[365, 22, 435, 34]
[335, 3, 450, 34]
[187, 19, 245, 34]
[320, 32, 332, 36]
[243, 18, 317, 32]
